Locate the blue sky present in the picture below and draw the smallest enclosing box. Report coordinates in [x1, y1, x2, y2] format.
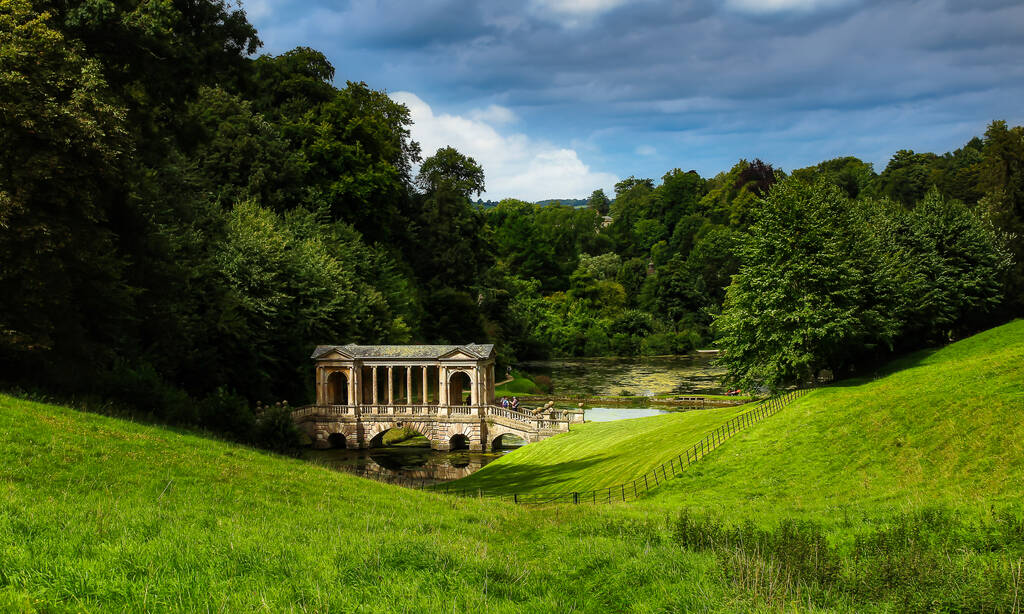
[244, 0, 1024, 201]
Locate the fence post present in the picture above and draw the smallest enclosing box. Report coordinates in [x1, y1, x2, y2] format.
[572, 492, 578, 505]
[644, 475, 649, 491]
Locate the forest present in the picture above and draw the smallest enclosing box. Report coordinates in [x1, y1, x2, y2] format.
[1, 0, 1021, 444]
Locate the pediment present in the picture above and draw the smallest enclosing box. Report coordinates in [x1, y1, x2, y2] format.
[438, 349, 477, 361]
[313, 345, 356, 361]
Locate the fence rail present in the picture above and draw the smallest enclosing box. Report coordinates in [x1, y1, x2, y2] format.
[438, 387, 811, 505]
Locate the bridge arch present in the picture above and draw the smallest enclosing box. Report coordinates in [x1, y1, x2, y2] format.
[365, 421, 433, 448]
[491, 432, 527, 451]
[448, 433, 470, 450]
[327, 432, 348, 449]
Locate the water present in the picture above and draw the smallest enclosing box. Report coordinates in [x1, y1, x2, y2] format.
[304, 439, 515, 484]
[522, 353, 724, 397]
[584, 407, 670, 422]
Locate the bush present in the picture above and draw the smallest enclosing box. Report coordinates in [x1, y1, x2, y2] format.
[641, 332, 674, 355]
[100, 360, 196, 424]
[199, 387, 255, 441]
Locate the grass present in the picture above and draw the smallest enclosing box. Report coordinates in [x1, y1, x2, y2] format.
[494, 375, 541, 396]
[0, 393, 734, 612]
[2, 320, 1023, 611]
[643, 319, 1024, 520]
[448, 403, 754, 493]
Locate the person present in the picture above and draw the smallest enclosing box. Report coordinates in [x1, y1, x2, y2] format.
[501, 397, 509, 409]
[511, 396, 520, 411]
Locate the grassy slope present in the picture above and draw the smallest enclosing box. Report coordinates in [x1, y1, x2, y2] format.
[3, 321, 1022, 611]
[452, 404, 753, 493]
[643, 319, 1024, 520]
[0, 394, 732, 613]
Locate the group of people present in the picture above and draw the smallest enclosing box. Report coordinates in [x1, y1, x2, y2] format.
[499, 396, 520, 411]
[724, 388, 743, 396]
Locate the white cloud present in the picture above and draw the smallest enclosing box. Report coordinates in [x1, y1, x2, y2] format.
[724, 0, 850, 13]
[528, 0, 627, 26]
[468, 104, 518, 125]
[392, 92, 617, 201]
[635, 145, 657, 156]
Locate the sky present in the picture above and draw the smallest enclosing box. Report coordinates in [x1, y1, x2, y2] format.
[244, 0, 1024, 201]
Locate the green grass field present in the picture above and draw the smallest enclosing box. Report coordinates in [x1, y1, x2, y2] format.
[449, 403, 753, 493]
[2, 321, 1023, 611]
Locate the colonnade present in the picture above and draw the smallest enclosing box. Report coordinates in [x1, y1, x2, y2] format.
[316, 362, 496, 408]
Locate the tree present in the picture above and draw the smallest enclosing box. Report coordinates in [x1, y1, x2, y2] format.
[0, 0, 132, 383]
[714, 179, 899, 390]
[586, 188, 611, 215]
[416, 146, 485, 198]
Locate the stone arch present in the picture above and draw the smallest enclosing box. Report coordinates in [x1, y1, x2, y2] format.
[365, 421, 433, 448]
[327, 433, 348, 448]
[449, 433, 470, 450]
[326, 370, 349, 405]
[488, 424, 532, 450]
[491, 432, 528, 451]
[448, 370, 474, 406]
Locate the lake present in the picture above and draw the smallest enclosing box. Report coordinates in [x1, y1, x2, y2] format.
[521, 353, 725, 397]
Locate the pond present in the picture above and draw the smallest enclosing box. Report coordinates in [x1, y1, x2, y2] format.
[521, 353, 725, 397]
[304, 437, 517, 486]
[583, 407, 669, 422]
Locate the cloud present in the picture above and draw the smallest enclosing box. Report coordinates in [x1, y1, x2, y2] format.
[468, 105, 518, 125]
[723, 0, 852, 13]
[635, 145, 657, 156]
[528, 0, 629, 26]
[392, 92, 618, 201]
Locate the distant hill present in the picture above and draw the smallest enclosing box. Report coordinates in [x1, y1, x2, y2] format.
[475, 198, 591, 208]
[535, 198, 588, 207]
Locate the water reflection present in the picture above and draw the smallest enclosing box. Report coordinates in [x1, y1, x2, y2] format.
[305, 442, 512, 485]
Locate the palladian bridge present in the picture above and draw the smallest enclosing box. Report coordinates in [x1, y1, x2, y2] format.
[292, 343, 583, 451]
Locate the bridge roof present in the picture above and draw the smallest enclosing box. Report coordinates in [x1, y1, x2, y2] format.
[311, 343, 495, 361]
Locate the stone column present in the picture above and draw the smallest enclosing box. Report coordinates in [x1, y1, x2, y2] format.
[422, 367, 429, 404]
[387, 367, 394, 405]
[315, 367, 323, 405]
[439, 367, 448, 409]
[403, 366, 411, 405]
[347, 368, 355, 406]
[470, 367, 479, 408]
[372, 366, 378, 406]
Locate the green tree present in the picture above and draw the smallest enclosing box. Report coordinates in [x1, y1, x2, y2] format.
[586, 188, 611, 215]
[0, 0, 132, 383]
[714, 179, 899, 389]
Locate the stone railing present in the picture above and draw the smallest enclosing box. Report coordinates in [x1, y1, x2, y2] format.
[292, 403, 584, 431]
[484, 405, 535, 423]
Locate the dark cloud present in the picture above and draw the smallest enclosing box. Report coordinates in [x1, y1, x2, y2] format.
[248, 0, 1024, 192]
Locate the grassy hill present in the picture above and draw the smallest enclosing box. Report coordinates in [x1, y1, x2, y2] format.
[644, 319, 1024, 520]
[1, 321, 1023, 612]
[0, 393, 730, 612]
[450, 403, 753, 494]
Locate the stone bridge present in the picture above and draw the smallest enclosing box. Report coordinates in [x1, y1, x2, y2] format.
[292, 403, 582, 451]
[293, 342, 582, 451]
